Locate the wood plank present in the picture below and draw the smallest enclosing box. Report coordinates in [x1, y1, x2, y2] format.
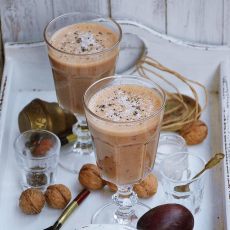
[0, 0, 229, 86]
[110, 0, 166, 33]
[167, 0, 224, 45]
[0, 26, 3, 86]
[223, 0, 230, 45]
[52, 0, 110, 17]
[0, 0, 110, 84]
[1, 0, 110, 44]
[1, 0, 53, 43]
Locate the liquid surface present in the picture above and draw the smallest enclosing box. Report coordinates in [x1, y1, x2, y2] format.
[89, 85, 162, 122]
[50, 23, 117, 55]
[86, 84, 164, 186]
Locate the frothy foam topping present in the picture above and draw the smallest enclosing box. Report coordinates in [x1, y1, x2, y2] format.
[88, 85, 162, 122]
[50, 23, 118, 55]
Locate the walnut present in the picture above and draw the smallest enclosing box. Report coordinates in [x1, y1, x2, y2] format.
[19, 188, 45, 215]
[45, 184, 71, 209]
[78, 164, 106, 190]
[106, 181, 118, 192]
[133, 173, 158, 198]
[106, 174, 158, 198]
[179, 120, 208, 145]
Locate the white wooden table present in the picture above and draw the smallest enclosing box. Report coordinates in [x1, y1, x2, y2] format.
[0, 18, 229, 230]
[0, 0, 230, 84]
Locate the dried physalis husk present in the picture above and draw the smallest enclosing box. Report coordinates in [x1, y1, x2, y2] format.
[179, 120, 208, 145]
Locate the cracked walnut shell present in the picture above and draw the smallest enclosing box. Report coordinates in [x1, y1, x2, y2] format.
[19, 188, 45, 215]
[107, 174, 158, 198]
[106, 181, 118, 192]
[78, 164, 106, 190]
[45, 184, 71, 209]
[133, 173, 158, 198]
[179, 120, 208, 145]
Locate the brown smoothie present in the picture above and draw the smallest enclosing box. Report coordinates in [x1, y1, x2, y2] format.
[87, 85, 164, 186]
[47, 23, 120, 116]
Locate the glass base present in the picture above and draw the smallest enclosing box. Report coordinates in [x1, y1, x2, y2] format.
[91, 202, 150, 227]
[58, 141, 96, 174]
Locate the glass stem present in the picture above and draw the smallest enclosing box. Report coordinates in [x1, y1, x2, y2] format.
[112, 185, 138, 224]
[72, 117, 93, 152]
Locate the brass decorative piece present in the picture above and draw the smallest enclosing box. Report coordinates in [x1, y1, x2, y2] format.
[18, 99, 77, 136]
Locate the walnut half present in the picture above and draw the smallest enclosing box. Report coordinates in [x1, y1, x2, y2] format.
[106, 173, 158, 198]
[45, 184, 71, 209]
[133, 173, 158, 198]
[179, 120, 208, 145]
[78, 164, 106, 190]
[19, 188, 45, 214]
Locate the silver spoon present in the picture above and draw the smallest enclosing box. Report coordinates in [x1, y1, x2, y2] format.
[173, 153, 225, 199]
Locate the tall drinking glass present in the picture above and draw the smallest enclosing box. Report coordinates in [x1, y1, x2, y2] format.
[84, 75, 166, 226]
[44, 12, 122, 173]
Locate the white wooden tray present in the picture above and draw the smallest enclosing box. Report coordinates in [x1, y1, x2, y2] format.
[0, 19, 229, 230]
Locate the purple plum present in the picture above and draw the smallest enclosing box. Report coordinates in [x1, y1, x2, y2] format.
[137, 204, 194, 230]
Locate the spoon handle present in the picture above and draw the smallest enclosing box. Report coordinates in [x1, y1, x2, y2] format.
[193, 153, 225, 179]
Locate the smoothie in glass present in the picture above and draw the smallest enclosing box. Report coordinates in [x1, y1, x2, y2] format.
[87, 84, 164, 186]
[47, 23, 120, 116]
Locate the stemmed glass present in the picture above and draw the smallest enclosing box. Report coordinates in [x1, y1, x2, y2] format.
[83, 75, 166, 226]
[44, 12, 122, 173]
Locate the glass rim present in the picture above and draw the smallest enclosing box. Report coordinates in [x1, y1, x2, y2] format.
[43, 11, 122, 57]
[83, 75, 166, 124]
[158, 133, 187, 153]
[159, 151, 207, 183]
[13, 129, 61, 160]
[160, 132, 187, 141]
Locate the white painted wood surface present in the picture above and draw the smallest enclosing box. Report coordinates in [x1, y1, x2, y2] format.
[167, 0, 224, 45]
[2, 0, 227, 44]
[0, 1, 229, 228]
[110, 0, 166, 34]
[0, 0, 230, 83]
[0, 19, 229, 230]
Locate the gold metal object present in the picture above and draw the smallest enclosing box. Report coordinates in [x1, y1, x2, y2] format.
[66, 133, 78, 143]
[18, 99, 77, 136]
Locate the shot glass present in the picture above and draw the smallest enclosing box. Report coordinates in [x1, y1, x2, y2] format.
[153, 133, 187, 180]
[160, 151, 206, 215]
[13, 130, 61, 192]
[156, 133, 187, 165]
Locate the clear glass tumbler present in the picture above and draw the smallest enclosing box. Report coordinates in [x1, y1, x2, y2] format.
[13, 130, 61, 192]
[44, 12, 122, 173]
[84, 75, 166, 226]
[160, 151, 206, 215]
